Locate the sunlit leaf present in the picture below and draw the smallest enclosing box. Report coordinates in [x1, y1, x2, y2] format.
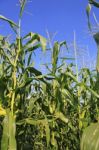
[0, 15, 18, 32]
[23, 32, 47, 51]
[81, 123, 99, 150]
[20, 0, 27, 17]
[86, 4, 91, 30]
[55, 111, 68, 123]
[25, 118, 50, 147]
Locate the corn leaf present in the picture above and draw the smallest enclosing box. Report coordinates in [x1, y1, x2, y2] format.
[93, 32, 99, 72]
[87, 87, 99, 98]
[25, 118, 50, 147]
[89, 0, 99, 8]
[55, 111, 68, 123]
[81, 123, 99, 150]
[0, 15, 18, 31]
[51, 131, 58, 149]
[45, 123, 50, 147]
[1, 114, 9, 150]
[20, 0, 27, 17]
[27, 52, 32, 66]
[23, 32, 47, 51]
[0, 105, 6, 116]
[0, 35, 4, 41]
[86, 4, 91, 30]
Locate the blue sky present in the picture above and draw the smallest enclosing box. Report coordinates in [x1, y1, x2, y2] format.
[0, 0, 99, 70]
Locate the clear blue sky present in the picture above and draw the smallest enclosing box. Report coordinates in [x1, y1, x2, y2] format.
[0, 0, 99, 70]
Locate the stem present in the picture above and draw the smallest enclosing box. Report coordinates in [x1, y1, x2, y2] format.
[93, 32, 99, 94]
[11, 69, 16, 115]
[11, 18, 21, 115]
[96, 45, 99, 73]
[74, 31, 79, 81]
[96, 45, 99, 94]
[73, 31, 81, 137]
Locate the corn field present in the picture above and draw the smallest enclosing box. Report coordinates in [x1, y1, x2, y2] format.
[0, 0, 99, 150]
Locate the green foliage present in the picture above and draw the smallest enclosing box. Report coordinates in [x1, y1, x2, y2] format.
[20, 0, 27, 18]
[81, 123, 99, 150]
[0, 0, 99, 150]
[89, 0, 99, 8]
[1, 110, 16, 150]
[0, 15, 18, 33]
[81, 1, 99, 150]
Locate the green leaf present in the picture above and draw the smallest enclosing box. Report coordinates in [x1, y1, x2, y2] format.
[25, 44, 41, 53]
[89, 0, 99, 8]
[60, 41, 68, 51]
[26, 67, 42, 76]
[27, 52, 32, 66]
[93, 32, 99, 45]
[93, 32, 99, 72]
[60, 57, 75, 60]
[52, 42, 60, 74]
[39, 34, 47, 51]
[1, 114, 9, 150]
[86, 4, 91, 30]
[65, 72, 78, 83]
[20, 0, 27, 17]
[25, 118, 50, 147]
[25, 67, 49, 83]
[61, 89, 73, 106]
[81, 123, 99, 150]
[23, 32, 47, 51]
[18, 77, 33, 89]
[87, 87, 99, 98]
[45, 120, 50, 147]
[0, 15, 18, 31]
[0, 35, 4, 41]
[51, 131, 58, 149]
[55, 111, 68, 123]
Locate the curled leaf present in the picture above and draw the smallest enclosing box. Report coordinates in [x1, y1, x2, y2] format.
[0, 15, 18, 32]
[55, 111, 68, 123]
[86, 4, 92, 30]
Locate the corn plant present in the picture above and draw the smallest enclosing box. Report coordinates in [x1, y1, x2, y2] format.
[81, 1, 99, 149]
[0, 0, 99, 150]
[0, 1, 48, 149]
